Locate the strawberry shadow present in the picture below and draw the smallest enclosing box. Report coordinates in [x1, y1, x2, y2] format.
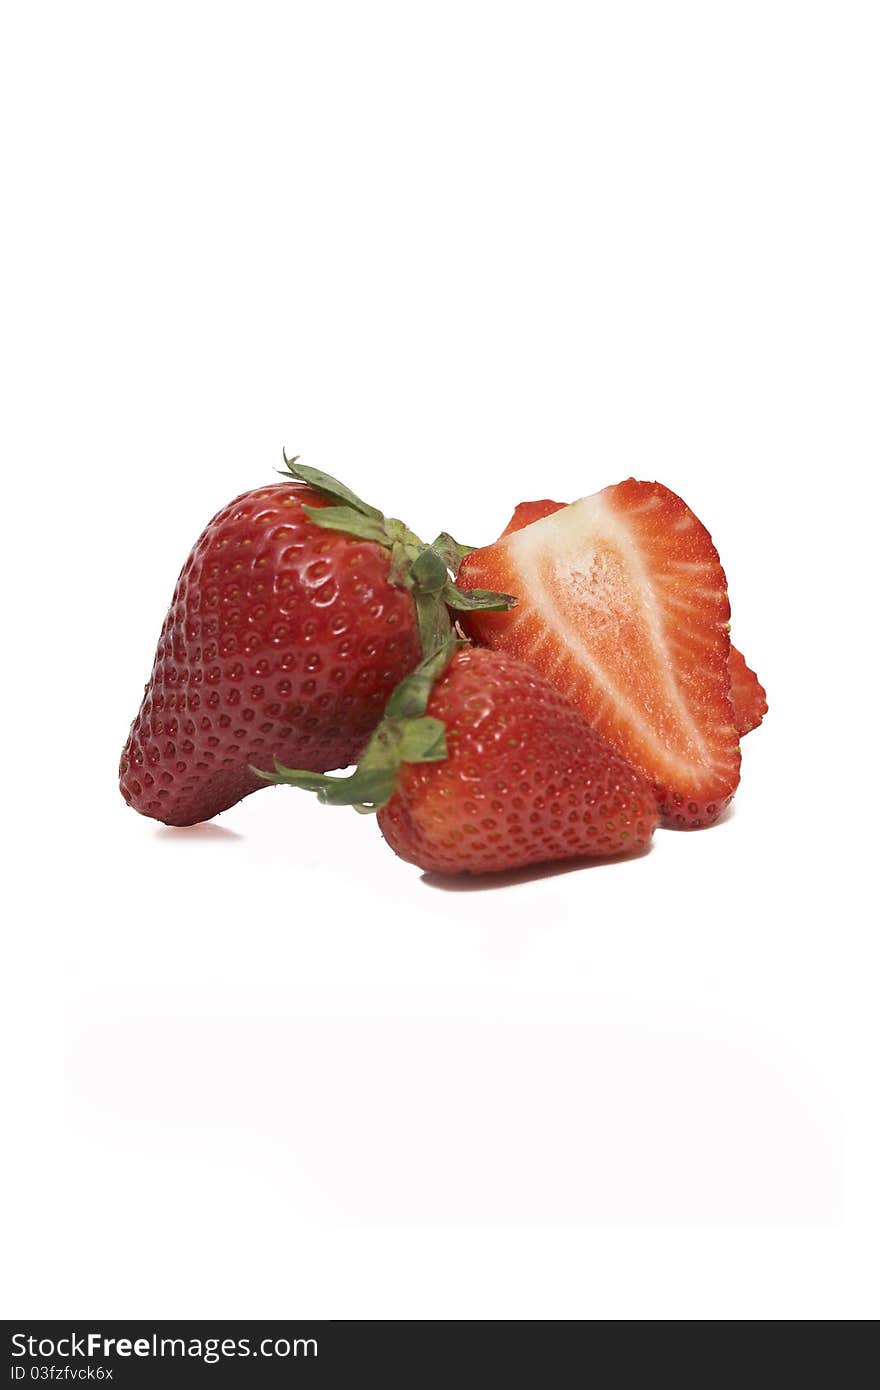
[154, 823, 244, 843]
[420, 841, 653, 892]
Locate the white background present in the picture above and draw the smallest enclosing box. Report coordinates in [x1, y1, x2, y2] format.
[2, 0, 878, 1319]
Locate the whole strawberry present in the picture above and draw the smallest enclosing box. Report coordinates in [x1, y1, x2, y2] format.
[120, 458, 512, 826]
[263, 642, 658, 874]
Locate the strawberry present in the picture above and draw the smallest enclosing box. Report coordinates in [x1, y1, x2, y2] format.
[120, 458, 513, 827]
[728, 644, 767, 736]
[500, 499, 567, 535]
[457, 480, 742, 828]
[261, 642, 658, 875]
[498, 496, 767, 739]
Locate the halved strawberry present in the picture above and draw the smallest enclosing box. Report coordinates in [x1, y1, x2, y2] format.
[458, 480, 742, 827]
[498, 496, 766, 742]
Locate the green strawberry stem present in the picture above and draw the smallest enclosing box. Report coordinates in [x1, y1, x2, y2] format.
[253, 640, 460, 812]
[279, 451, 516, 656]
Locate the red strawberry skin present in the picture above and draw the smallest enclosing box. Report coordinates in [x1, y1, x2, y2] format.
[458, 481, 742, 828]
[120, 483, 421, 826]
[377, 647, 658, 874]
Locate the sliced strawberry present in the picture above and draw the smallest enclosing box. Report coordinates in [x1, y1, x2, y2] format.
[497, 495, 766, 740]
[728, 644, 767, 736]
[458, 480, 742, 827]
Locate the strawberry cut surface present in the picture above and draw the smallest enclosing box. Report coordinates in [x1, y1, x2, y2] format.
[499, 495, 765, 740]
[458, 480, 742, 827]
